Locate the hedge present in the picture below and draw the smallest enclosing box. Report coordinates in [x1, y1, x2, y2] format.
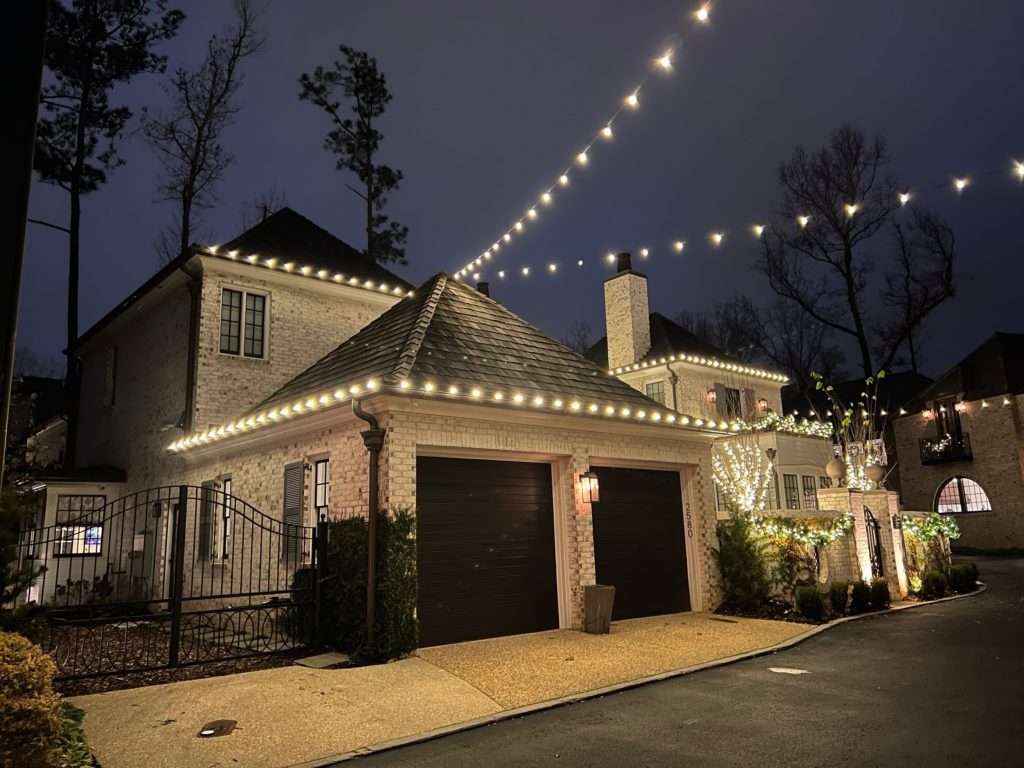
[0, 630, 63, 767]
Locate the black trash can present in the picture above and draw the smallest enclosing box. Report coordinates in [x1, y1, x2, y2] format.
[584, 584, 616, 634]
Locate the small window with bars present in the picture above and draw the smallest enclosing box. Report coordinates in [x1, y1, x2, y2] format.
[54, 495, 106, 556]
[783, 474, 800, 510]
[645, 380, 666, 405]
[220, 288, 267, 358]
[801, 476, 818, 509]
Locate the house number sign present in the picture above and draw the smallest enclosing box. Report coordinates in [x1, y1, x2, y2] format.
[685, 501, 693, 538]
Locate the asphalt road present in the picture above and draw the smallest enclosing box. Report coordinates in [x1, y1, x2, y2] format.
[348, 557, 1024, 768]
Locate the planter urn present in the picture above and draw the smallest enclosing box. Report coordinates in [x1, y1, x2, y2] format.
[825, 457, 846, 483]
[866, 462, 886, 488]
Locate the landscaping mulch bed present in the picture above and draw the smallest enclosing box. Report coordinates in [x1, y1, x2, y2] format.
[55, 650, 305, 697]
[714, 599, 823, 625]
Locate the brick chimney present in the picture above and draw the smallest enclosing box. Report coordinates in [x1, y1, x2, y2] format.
[603, 252, 650, 370]
[476, 281, 490, 297]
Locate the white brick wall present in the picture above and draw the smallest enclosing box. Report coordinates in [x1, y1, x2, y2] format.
[604, 272, 651, 370]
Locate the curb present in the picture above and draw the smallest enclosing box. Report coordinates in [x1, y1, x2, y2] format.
[294, 584, 987, 767]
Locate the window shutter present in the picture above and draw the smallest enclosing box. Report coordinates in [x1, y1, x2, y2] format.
[282, 462, 304, 560]
[743, 388, 756, 418]
[714, 383, 727, 418]
[198, 482, 215, 561]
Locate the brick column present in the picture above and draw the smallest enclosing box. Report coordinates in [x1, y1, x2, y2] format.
[864, 490, 909, 597]
[566, 452, 596, 630]
[818, 487, 872, 582]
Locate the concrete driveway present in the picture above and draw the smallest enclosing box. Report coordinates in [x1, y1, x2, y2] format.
[73, 612, 806, 768]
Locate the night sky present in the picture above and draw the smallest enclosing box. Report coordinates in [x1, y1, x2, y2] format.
[20, 0, 1024, 377]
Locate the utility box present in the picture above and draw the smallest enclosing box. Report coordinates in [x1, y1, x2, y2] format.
[584, 584, 616, 634]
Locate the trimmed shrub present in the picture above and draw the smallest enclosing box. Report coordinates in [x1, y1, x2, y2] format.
[849, 581, 871, 614]
[828, 581, 849, 615]
[712, 516, 772, 613]
[921, 570, 948, 599]
[795, 586, 824, 621]
[319, 509, 418, 662]
[948, 563, 977, 594]
[0, 631, 63, 767]
[869, 578, 891, 610]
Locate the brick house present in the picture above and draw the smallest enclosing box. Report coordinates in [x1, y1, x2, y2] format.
[586, 254, 834, 514]
[893, 333, 1024, 551]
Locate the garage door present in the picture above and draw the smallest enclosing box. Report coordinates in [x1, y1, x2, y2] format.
[416, 456, 559, 647]
[591, 466, 690, 620]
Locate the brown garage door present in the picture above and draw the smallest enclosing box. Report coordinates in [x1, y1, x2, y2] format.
[416, 456, 559, 647]
[591, 466, 690, 620]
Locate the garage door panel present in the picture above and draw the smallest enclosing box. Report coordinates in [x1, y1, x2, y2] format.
[591, 466, 690, 620]
[417, 456, 559, 646]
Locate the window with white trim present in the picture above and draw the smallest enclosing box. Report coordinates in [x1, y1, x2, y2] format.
[54, 495, 106, 556]
[220, 288, 267, 358]
[313, 458, 330, 521]
[645, 381, 666, 405]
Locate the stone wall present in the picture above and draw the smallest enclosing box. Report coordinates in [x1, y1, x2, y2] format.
[893, 394, 1024, 550]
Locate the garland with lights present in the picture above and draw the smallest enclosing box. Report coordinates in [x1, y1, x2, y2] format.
[901, 512, 960, 542]
[712, 438, 774, 515]
[454, 2, 715, 278]
[463, 160, 1024, 284]
[737, 411, 832, 438]
[747, 511, 854, 548]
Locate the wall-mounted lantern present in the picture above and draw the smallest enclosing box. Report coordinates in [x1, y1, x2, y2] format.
[757, 397, 768, 412]
[706, 388, 718, 404]
[921, 408, 934, 420]
[579, 471, 600, 504]
[891, 514, 902, 530]
[954, 401, 968, 414]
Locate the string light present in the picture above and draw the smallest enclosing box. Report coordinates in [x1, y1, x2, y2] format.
[577, 150, 589, 165]
[614, 351, 788, 382]
[753, 224, 766, 237]
[954, 177, 969, 192]
[797, 215, 811, 228]
[844, 203, 859, 217]
[625, 91, 639, 108]
[673, 240, 685, 252]
[657, 53, 673, 70]
[898, 191, 912, 206]
[1015, 160, 1024, 181]
[601, 125, 613, 139]
[696, 5, 710, 22]
[711, 232, 724, 246]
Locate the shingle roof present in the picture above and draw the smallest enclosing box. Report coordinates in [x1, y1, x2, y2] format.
[219, 207, 414, 290]
[256, 273, 666, 415]
[585, 312, 734, 369]
[904, 332, 1024, 409]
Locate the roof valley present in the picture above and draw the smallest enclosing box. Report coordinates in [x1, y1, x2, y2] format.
[384, 275, 448, 385]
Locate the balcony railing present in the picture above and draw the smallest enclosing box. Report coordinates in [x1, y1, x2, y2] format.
[919, 433, 973, 465]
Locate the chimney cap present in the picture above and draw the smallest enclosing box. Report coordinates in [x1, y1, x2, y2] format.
[603, 252, 647, 283]
[476, 281, 490, 297]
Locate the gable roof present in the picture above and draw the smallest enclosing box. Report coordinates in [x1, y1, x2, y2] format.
[170, 274, 733, 452]
[585, 312, 785, 381]
[75, 207, 411, 350]
[904, 332, 1024, 409]
[218, 207, 414, 291]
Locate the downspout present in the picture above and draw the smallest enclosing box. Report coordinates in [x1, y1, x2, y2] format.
[352, 398, 386, 650]
[180, 258, 202, 433]
[665, 363, 679, 411]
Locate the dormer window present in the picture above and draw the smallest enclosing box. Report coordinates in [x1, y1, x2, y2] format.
[220, 288, 267, 359]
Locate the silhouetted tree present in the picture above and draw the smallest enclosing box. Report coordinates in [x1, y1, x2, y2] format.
[758, 125, 956, 377]
[241, 183, 289, 229]
[144, 0, 264, 264]
[299, 45, 408, 265]
[33, 0, 183, 464]
[561, 320, 593, 355]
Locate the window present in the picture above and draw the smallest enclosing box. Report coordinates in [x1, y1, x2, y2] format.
[103, 347, 118, 406]
[715, 482, 728, 513]
[645, 381, 666, 405]
[213, 478, 233, 561]
[934, 397, 962, 439]
[819, 476, 832, 489]
[54, 495, 106, 556]
[936, 477, 992, 514]
[716, 385, 742, 419]
[783, 474, 800, 510]
[801, 476, 818, 509]
[220, 288, 267, 358]
[313, 459, 330, 521]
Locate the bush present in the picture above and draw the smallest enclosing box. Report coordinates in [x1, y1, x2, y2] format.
[319, 509, 418, 662]
[869, 578, 891, 610]
[921, 570, 948, 599]
[828, 581, 849, 614]
[712, 516, 772, 613]
[57, 701, 96, 768]
[948, 563, 978, 594]
[283, 565, 317, 641]
[0, 631, 63, 767]
[849, 581, 871, 614]
[795, 586, 824, 621]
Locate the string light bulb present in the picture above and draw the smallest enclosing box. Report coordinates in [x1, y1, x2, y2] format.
[1014, 160, 1024, 180]
[954, 177, 969, 192]
[696, 5, 710, 22]
[625, 91, 639, 108]
[521, 266, 530, 276]
[541, 192, 552, 204]
[601, 125, 613, 139]
[711, 232, 724, 246]
[797, 215, 811, 229]
[527, 208, 538, 219]
[844, 203, 859, 218]
[673, 240, 685, 252]
[514, 221, 523, 232]
[898, 191, 912, 206]
[577, 150, 589, 165]
[753, 224, 766, 237]
[640, 247, 650, 257]
[548, 263, 557, 272]
[658, 53, 672, 70]
[559, 174, 569, 186]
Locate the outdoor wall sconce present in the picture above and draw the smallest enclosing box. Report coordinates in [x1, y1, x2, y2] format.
[706, 388, 718, 404]
[757, 397, 768, 412]
[921, 408, 934, 420]
[579, 471, 600, 504]
[891, 514, 902, 530]
[954, 401, 968, 414]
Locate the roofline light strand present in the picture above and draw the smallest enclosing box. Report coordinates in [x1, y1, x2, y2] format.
[463, 158, 1022, 283]
[453, 2, 716, 279]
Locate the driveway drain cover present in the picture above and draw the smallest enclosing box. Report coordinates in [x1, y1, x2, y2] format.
[198, 720, 237, 738]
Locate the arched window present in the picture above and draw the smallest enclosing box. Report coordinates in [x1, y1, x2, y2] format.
[935, 477, 992, 514]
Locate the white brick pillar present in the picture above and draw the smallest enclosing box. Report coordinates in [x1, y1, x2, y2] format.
[567, 452, 596, 630]
[864, 489, 909, 597]
[819, 487, 873, 582]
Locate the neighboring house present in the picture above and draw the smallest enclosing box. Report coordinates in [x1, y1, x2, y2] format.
[7, 375, 67, 463]
[893, 333, 1024, 551]
[782, 369, 934, 499]
[25, 415, 67, 467]
[165, 273, 733, 646]
[23, 208, 412, 577]
[586, 253, 832, 513]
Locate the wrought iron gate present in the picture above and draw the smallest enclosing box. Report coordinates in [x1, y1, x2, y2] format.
[864, 508, 885, 579]
[14, 486, 318, 680]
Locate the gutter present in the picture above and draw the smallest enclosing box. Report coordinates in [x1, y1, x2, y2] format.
[352, 398, 386, 651]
